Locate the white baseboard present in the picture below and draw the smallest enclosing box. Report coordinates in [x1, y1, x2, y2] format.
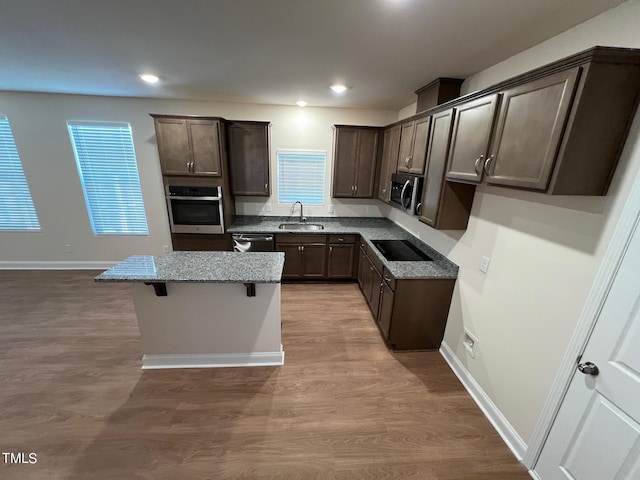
[141, 350, 285, 369]
[440, 341, 527, 461]
[528, 469, 542, 479]
[0, 261, 117, 270]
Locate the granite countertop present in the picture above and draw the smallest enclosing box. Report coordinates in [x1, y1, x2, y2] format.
[228, 216, 458, 280]
[95, 251, 285, 284]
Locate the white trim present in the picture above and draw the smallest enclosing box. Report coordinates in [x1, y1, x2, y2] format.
[528, 470, 542, 480]
[141, 350, 285, 369]
[440, 341, 527, 461]
[524, 167, 640, 469]
[0, 261, 118, 270]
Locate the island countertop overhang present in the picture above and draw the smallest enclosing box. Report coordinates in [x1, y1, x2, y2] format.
[95, 251, 285, 284]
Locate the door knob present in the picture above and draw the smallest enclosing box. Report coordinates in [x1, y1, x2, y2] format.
[578, 362, 599, 376]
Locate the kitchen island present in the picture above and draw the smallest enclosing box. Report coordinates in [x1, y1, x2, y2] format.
[95, 251, 285, 369]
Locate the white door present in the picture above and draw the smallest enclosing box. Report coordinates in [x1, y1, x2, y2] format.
[535, 219, 640, 479]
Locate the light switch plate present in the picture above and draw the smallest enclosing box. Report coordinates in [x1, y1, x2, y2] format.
[479, 256, 490, 274]
[265, 203, 272, 212]
[328, 204, 335, 214]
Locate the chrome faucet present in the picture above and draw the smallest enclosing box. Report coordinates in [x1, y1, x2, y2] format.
[291, 201, 306, 222]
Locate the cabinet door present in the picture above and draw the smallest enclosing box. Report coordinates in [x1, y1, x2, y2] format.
[228, 122, 270, 195]
[354, 129, 379, 198]
[327, 244, 356, 279]
[361, 255, 375, 304]
[188, 120, 222, 176]
[357, 247, 366, 289]
[397, 121, 416, 172]
[419, 109, 454, 227]
[378, 125, 401, 202]
[154, 118, 191, 175]
[485, 68, 580, 191]
[446, 94, 500, 183]
[332, 128, 358, 197]
[370, 268, 383, 319]
[378, 281, 395, 340]
[276, 244, 301, 279]
[300, 244, 327, 278]
[407, 116, 431, 175]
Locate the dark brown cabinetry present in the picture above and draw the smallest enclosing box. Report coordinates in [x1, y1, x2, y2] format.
[171, 233, 233, 252]
[419, 109, 475, 230]
[397, 116, 432, 175]
[378, 125, 401, 202]
[276, 234, 327, 279]
[327, 235, 357, 279]
[152, 116, 223, 176]
[227, 121, 270, 196]
[445, 94, 500, 184]
[332, 126, 381, 198]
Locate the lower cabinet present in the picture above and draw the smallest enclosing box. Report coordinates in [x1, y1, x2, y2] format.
[359, 264, 456, 351]
[276, 234, 327, 279]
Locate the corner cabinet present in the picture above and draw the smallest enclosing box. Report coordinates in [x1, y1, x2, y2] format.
[332, 126, 381, 198]
[152, 116, 223, 176]
[419, 109, 475, 230]
[227, 121, 270, 196]
[378, 125, 401, 202]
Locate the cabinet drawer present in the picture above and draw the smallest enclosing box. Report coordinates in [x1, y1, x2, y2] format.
[328, 234, 357, 244]
[382, 268, 397, 291]
[275, 234, 326, 244]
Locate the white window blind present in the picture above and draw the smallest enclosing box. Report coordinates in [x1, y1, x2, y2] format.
[68, 121, 148, 235]
[0, 115, 41, 231]
[277, 150, 326, 205]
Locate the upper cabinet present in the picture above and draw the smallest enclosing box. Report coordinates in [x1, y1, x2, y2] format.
[419, 109, 475, 230]
[152, 116, 223, 176]
[445, 94, 500, 184]
[378, 125, 401, 202]
[396, 116, 431, 175]
[445, 48, 640, 195]
[332, 126, 381, 198]
[227, 121, 270, 196]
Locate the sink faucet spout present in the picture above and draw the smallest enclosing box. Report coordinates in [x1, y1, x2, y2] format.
[291, 201, 305, 222]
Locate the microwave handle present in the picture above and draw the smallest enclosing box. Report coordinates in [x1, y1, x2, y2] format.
[166, 195, 222, 201]
[400, 179, 411, 211]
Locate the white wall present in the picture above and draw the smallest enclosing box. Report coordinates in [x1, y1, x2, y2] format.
[392, 0, 640, 445]
[0, 92, 395, 264]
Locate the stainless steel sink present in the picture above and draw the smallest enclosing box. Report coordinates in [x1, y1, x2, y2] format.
[278, 223, 324, 231]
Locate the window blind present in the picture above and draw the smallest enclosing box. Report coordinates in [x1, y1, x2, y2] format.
[277, 150, 326, 205]
[0, 115, 41, 231]
[68, 121, 148, 235]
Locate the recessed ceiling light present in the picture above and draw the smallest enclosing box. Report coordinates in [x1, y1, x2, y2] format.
[330, 84, 347, 93]
[296, 100, 308, 107]
[139, 74, 159, 84]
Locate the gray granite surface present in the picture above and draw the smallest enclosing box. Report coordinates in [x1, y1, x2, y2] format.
[95, 251, 285, 283]
[228, 216, 458, 279]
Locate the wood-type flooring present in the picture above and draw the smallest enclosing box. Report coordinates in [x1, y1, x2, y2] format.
[0, 270, 530, 479]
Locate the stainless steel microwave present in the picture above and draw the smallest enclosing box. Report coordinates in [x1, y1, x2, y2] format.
[390, 173, 423, 215]
[166, 185, 224, 234]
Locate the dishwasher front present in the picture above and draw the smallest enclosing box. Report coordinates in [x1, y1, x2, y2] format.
[232, 234, 275, 252]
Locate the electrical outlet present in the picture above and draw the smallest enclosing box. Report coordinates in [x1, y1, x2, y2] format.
[64, 244, 72, 253]
[463, 329, 478, 358]
[265, 203, 272, 212]
[162, 245, 170, 254]
[479, 256, 490, 274]
[327, 204, 335, 214]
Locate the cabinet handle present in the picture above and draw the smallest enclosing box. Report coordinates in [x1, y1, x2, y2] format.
[338, 237, 344, 242]
[484, 155, 495, 176]
[264, 183, 268, 190]
[369, 266, 373, 271]
[186, 161, 191, 172]
[301, 245, 305, 252]
[408, 156, 413, 169]
[298, 246, 302, 254]
[382, 188, 386, 193]
[474, 155, 484, 175]
[191, 162, 195, 174]
[404, 157, 410, 167]
[329, 246, 333, 254]
[384, 275, 392, 282]
[354, 185, 358, 195]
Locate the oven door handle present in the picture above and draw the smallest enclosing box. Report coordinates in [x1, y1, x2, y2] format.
[400, 179, 411, 211]
[166, 196, 222, 201]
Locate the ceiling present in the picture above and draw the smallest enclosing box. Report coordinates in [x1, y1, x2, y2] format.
[0, 0, 626, 109]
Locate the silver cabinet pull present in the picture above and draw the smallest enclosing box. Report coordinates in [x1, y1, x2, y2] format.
[329, 246, 333, 253]
[369, 266, 373, 271]
[404, 157, 410, 167]
[264, 183, 268, 190]
[382, 188, 386, 193]
[408, 156, 413, 169]
[301, 245, 305, 252]
[191, 162, 195, 174]
[384, 275, 392, 282]
[338, 237, 344, 242]
[474, 155, 484, 175]
[484, 155, 495, 176]
[298, 245, 302, 253]
[354, 185, 358, 194]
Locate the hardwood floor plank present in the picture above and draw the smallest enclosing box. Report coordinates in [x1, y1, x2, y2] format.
[0, 271, 529, 479]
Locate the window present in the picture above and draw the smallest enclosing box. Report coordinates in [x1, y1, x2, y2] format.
[277, 150, 326, 205]
[68, 121, 148, 235]
[0, 115, 41, 231]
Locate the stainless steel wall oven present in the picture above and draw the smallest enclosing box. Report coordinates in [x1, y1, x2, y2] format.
[166, 185, 224, 234]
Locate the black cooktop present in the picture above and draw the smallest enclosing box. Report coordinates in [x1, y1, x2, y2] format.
[371, 240, 433, 262]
